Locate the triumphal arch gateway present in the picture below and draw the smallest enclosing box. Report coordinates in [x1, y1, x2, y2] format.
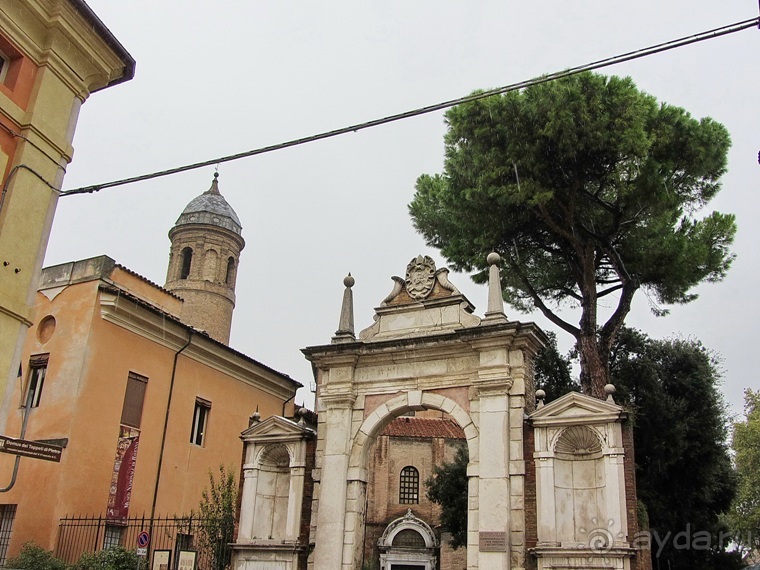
[232, 255, 643, 570]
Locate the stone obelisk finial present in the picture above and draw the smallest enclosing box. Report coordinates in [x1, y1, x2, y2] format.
[332, 273, 356, 343]
[483, 252, 508, 322]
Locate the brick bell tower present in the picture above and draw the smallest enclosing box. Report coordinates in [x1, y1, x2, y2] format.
[165, 172, 245, 345]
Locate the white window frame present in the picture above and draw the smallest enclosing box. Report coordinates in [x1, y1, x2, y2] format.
[25, 355, 48, 408]
[191, 398, 211, 446]
[0, 49, 9, 83]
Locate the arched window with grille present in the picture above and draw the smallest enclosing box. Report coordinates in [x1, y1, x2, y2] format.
[399, 466, 419, 504]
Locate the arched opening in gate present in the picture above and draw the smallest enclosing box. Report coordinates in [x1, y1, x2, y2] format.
[352, 391, 475, 570]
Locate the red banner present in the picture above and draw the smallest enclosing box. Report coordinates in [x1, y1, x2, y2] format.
[107, 426, 140, 521]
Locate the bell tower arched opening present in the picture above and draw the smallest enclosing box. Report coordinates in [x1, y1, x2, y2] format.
[179, 247, 192, 279]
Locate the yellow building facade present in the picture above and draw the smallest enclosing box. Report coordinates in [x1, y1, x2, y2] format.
[0, 0, 134, 428]
[0, 255, 300, 562]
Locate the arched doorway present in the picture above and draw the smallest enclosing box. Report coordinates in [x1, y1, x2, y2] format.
[378, 510, 438, 570]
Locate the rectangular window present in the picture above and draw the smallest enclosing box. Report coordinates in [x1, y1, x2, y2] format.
[0, 49, 9, 83]
[190, 398, 211, 446]
[120, 372, 148, 428]
[24, 354, 48, 408]
[0, 505, 17, 564]
[103, 524, 123, 550]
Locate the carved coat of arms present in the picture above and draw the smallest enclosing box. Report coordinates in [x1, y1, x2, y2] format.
[405, 255, 436, 300]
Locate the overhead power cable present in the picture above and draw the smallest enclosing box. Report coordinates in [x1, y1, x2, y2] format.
[62, 16, 760, 197]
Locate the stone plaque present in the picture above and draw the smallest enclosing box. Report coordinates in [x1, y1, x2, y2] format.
[249, 563, 286, 570]
[479, 530, 508, 552]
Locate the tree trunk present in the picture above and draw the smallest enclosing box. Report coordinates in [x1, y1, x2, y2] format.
[577, 333, 610, 398]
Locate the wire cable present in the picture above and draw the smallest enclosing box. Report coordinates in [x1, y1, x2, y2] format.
[61, 17, 760, 197]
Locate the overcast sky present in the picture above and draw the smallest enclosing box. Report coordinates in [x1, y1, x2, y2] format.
[46, 1, 759, 414]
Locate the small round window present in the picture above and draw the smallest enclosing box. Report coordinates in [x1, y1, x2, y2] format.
[37, 315, 56, 344]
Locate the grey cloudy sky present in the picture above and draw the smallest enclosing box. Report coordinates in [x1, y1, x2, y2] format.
[46, 1, 759, 413]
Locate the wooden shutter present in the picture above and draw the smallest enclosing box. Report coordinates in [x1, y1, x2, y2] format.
[120, 372, 148, 428]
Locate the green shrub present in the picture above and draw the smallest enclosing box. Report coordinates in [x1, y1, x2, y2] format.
[5, 542, 69, 570]
[73, 546, 146, 570]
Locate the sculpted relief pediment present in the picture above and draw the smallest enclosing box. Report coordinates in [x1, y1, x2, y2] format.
[241, 416, 314, 443]
[529, 391, 623, 427]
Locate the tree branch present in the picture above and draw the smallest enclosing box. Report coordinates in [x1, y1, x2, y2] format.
[506, 256, 581, 337]
[597, 284, 624, 298]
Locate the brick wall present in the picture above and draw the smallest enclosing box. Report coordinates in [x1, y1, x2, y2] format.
[363, 426, 464, 570]
[623, 418, 652, 570]
[298, 435, 317, 570]
[523, 421, 538, 570]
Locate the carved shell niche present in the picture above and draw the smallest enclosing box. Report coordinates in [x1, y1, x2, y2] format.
[257, 443, 291, 469]
[554, 426, 603, 459]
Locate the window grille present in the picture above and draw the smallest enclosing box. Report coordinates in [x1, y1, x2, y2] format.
[393, 529, 426, 548]
[399, 466, 419, 504]
[103, 524, 123, 550]
[0, 505, 17, 564]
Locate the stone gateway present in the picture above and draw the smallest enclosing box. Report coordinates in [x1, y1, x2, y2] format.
[232, 255, 645, 570]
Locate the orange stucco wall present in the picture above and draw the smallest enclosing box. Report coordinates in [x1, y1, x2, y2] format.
[0, 276, 295, 558]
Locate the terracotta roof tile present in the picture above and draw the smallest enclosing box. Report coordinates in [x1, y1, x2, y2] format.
[381, 417, 465, 439]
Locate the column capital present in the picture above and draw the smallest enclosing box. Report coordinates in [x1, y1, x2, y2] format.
[320, 392, 357, 409]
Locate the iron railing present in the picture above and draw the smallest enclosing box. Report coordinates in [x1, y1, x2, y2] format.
[56, 514, 234, 569]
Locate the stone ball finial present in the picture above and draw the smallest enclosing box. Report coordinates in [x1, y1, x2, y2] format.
[536, 388, 546, 408]
[487, 252, 501, 266]
[604, 383, 616, 395]
[343, 273, 355, 288]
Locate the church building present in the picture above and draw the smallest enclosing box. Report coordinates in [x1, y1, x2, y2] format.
[0, 175, 300, 564]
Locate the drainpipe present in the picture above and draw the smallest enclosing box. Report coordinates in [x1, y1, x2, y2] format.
[150, 330, 193, 521]
[0, 377, 35, 492]
[282, 392, 296, 418]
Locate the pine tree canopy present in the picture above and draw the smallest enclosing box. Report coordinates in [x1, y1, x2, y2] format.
[410, 72, 736, 397]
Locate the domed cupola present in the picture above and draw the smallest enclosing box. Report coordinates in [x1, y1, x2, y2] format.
[174, 173, 243, 236]
[164, 173, 245, 345]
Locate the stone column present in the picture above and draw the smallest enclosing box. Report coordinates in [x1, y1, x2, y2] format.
[286, 462, 306, 540]
[312, 392, 356, 569]
[474, 382, 512, 570]
[534, 452, 557, 545]
[345, 476, 368, 569]
[602, 424, 628, 544]
[238, 443, 259, 542]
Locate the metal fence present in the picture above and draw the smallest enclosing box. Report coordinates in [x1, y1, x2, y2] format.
[56, 514, 234, 569]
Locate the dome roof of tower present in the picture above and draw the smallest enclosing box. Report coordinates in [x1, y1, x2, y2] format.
[173, 173, 242, 235]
